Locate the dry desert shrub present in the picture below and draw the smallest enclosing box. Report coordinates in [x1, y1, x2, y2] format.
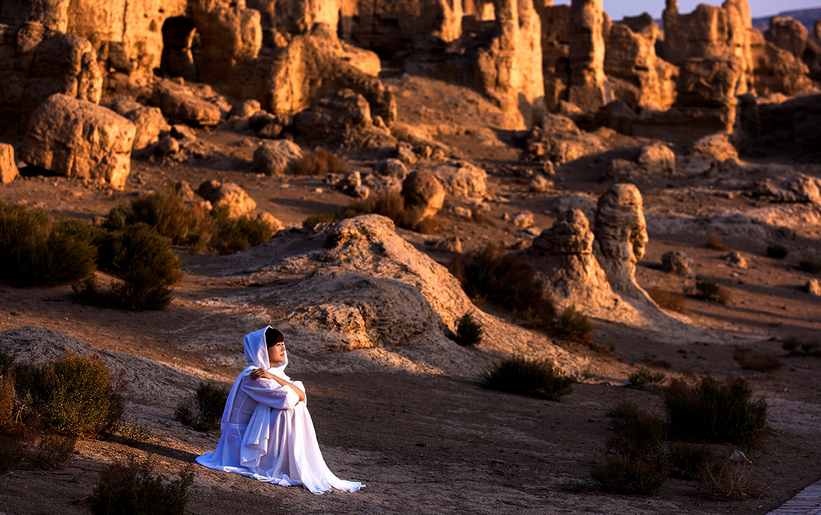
[554, 305, 595, 344]
[705, 231, 731, 251]
[302, 209, 360, 228]
[90, 457, 194, 515]
[667, 442, 719, 480]
[453, 313, 483, 346]
[664, 376, 767, 446]
[692, 280, 731, 305]
[291, 150, 347, 176]
[174, 382, 230, 432]
[354, 191, 439, 234]
[648, 286, 688, 314]
[450, 244, 556, 328]
[628, 367, 667, 386]
[0, 202, 99, 286]
[782, 337, 821, 356]
[698, 459, 764, 500]
[209, 209, 275, 255]
[798, 258, 821, 273]
[483, 356, 573, 401]
[732, 347, 781, 372]
[765, 244, 789, 259]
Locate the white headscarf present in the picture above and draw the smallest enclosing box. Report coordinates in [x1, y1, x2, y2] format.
[220, 326, 289, 431]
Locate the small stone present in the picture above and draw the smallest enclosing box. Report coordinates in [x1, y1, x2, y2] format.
[512, 211, 534, 228]
[156, 137, 180, 155]
[449, 206, 473, 220]
[724, 251, 747, 269]
[805, 279, 821, 296]
[436, 236, 462, 253]
[530, 175, 554, 193]
[661, 250, 696, 277]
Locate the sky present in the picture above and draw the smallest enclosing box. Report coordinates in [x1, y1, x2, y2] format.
[551, 0, 821, 22]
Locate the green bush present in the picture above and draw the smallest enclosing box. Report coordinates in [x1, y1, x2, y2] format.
[450, 245, 556, 328]
[664, 376, 767, 446]
[174, 382, 230, 432]
[627, 367, 667, 386]
[104, 185, 212, 247]
[799, 258, 821, 274]
[732, 347, 781, 372]
[782, 337, 821, 356]
[766, 244, 789, 259]
[0, 203, 99, 286]
[90, 457, 194, 515]
[554, 305, 595, 344]
[210, 214, 274, 255]
[668, 442, 718, 480]
[14, 352, 124, 437]
[96, 223, 182, 287]
[607, 401, 666, 461]
[453, 313, 483, 346]
[483, 356, 572, 400]
[589, 455, 669, 495]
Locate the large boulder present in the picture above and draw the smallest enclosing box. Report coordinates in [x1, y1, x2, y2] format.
[197, 180, 257, 218]
[19, 94, 135, 189]
[293, 89, 372, 140]
[526, 113, 606, 164]
[427, 161, 487, 199]
[109, 97, 170, 151]
[0, 144, 19, 184]
[151, 81, 221, 127]
[401, 171, 445, 221]
[189, 0, 262, 84]
[253, 140, 303, 176]
[593, 183, 648, 294]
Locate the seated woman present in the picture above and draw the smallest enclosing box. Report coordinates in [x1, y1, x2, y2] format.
[196, 326, 364, 494]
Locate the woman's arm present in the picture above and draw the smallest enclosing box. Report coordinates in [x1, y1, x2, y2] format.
[249, 368, 306, 403]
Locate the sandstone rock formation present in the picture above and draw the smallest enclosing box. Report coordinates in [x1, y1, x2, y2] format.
[593, 183, 648, 295]
[426, 161, 488, 199]
[402, 171, 445, 221]
[661, 250, 696, 277]
[539, 4, 571, 112]
[253, 140, 303, 176]
[766, 16, 821, 80]
[751, 29, 815, 95]
[604, 14, 677, 111]
[197, 180, 257, 218]
[754, 174, 821, 203]
[20, 94, 135, 189]
[0, 144, 19, 184]
[293, 89, 372, 140]
[604, 142, 675, 181]
[567, 0, 610, 113]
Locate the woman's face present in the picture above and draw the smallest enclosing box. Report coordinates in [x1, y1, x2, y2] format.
[268, 342, 286, 365]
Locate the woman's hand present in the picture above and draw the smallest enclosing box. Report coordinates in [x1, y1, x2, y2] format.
[249, 368, 275, 381]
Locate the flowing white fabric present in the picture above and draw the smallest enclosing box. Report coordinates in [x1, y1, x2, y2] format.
[196, 327, 364, 494]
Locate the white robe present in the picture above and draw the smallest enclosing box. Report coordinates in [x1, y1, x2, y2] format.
[196, 327, 364, 494]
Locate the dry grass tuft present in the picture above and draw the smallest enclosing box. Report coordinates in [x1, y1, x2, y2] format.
[732, 347, 781, 372]
[648, 286, 688, 313]
[698, 459, 764, 500]
[705, 232, 731, 251]
[291, 150, 347, 176]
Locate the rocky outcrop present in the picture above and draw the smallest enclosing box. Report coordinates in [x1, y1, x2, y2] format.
[20, 94, 135, 189]
[749, 30, 812, 96]
[197, 180, 257, 217]
[0, 144, 19, 184]
[604, 15, 678, 112]
[604, 142, 675, 181]
[293, 89, 372, 139]
[567, 0, 610, 113]
[539, 4, 571, 111]
[766, 16, 821, 80]
[754, 174, 821, 203]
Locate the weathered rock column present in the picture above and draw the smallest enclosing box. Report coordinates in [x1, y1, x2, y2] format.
[593, 184, 648, 295]
[568, 0, 609, 112]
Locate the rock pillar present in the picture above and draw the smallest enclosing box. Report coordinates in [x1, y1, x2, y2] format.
[568, 0, 609, 113]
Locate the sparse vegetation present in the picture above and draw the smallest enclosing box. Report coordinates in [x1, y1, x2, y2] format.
[353, 191, 439, 234]
[705, 232, 731, 251]
[0, 202, 100, 286]
[628, 367, 667, 386]
[648, 286, 688, 314]
[798, 258, 821, 274]
[732, 347, 781, 372]
[174, 382, 230, 432]
[664, 376, 767, 446]
[302, 210, 360, 228]
[291, 150, 347, 176]
[588, 401, 668, 495]
[90, 457, 194, 515]
[667, 443, 718, 480]
[483, 357, 573, 401]
[210, 212, 275, 255]
[766, 244, 789, 259]
[782, 337, 820, 356]
[692, 280, 731, 305]
[453, 313, 483, 346]
[554, 305, 595, 344]
[450, 244, 556, 329]
[698, 459, 764, 500]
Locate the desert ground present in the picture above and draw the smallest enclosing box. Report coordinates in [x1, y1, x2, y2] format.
[2, 67, 821, 515]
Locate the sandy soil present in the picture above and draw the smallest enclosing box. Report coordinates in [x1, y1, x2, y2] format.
[1, 74, 821, 514]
